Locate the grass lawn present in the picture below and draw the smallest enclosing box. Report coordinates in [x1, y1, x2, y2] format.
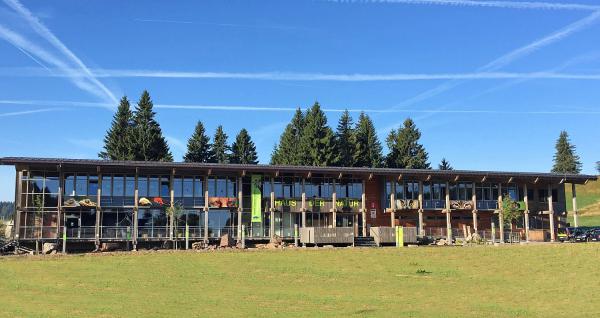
[568, 214, 600, 227]
[2, 245, 600, 317]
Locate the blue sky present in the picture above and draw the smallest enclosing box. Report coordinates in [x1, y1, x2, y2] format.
[1, 0, 600, 201]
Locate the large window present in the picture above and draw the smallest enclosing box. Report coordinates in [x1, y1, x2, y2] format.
[208, 177, 237, 198]
[100, 174, 135, 206]
[475, 183, 499, 210]
[422, 182, 446, 209]
[304, 177, 334, 199]
[173, 176, 204, 207]
[449, 182, 473, 201]
[22, 170, 59, 209]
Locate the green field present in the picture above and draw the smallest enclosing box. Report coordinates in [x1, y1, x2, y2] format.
[2, 245, 600, 317]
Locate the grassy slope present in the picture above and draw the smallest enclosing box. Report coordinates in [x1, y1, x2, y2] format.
[565, 180, 600, 226]
[2, 246, 600, 317]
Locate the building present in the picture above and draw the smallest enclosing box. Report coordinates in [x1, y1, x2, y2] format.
[1, 157, 596, 250]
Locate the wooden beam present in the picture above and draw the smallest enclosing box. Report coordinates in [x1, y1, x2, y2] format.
[533, 177, 539, 184]
[241, 170, 246, 177]
[275, 170, 279, 177]
[397, 174, 403, 181]
[453, 175, 460, 182]
[338, 172, 343, 179]
[368, 173, 373, 181]
[207, 168, 212, 176]
[481, 176, 487, 182]
[559, 178, 565, 184]
[507, 177, 513, 183]
[425, 174, 431, 182]
[307, 171, 312, 178]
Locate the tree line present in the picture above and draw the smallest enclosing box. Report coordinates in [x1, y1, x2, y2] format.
[100, 91, 591, 174]
[0, 201, 14, 220]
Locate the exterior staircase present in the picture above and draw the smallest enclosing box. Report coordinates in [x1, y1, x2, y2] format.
[354, 236, 377, 247]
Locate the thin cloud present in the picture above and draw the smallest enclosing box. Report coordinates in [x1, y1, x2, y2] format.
[328, 0, 600, 11]
[1, 0, 118, 105]
[0, 108, 63, 118]
[392, 10, 600, 108]
[134, 18, 310, 31]
[5, 67, 600, 81]
[2, 99, 599, 115]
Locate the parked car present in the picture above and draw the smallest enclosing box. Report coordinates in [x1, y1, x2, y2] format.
[587, 229, 600, 242]
[570, 228, 592, 242]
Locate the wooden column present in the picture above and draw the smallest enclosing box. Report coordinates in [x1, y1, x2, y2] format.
[270, 177, 275, 238]
[301, 178, 307, 228]
[331, 178, 337, 228]
[169, 170, 175, 244]
[445, 181, 452, 242]
[471, 182, 478, 232]
[523, 183, 530, 242]
[95, 169, 101, 248]
[572, 183, 579, 228]
[14, 170, 23, 241]
[57, 167, 64, 242]
[204, 177, 209, 242]
[133, 170, 140, 249]
[237, 176, 243, 242]
[361, 180, 367, 237]
[418, 181, 424, 236]
[548, 184, 555, 242]
[390, 180, 396, 227]
[497, 183, 504, 243]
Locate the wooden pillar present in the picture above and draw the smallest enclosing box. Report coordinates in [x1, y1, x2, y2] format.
[237, 177, 243, 242]
[331, 179, 337, 228]
[418, 181, 424, 236]
[548, 184, 555, 242]
[301, 178, 307, 228]
[133, 169, 140, 249]
[572, 183, 579, 228]
[523, 183, 530, 242]
[361, 179, 367, 237]
[471, 182, 478, 232]
[57, 167, 64, 242]
[169, 170, 175, 244]
[270, 177, 275, 238]
[14, 170, 23, 241]
[498, 183, 504, 243]
[390, 180, 396, 227]
[445, 181, 452, 242]
[95, 169, 101, 248]
[204, 177, 209, 242]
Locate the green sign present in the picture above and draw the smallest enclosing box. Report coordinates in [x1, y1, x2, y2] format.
[251, 175, 262, 223]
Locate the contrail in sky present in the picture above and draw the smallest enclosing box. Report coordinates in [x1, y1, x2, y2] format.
[4, 68, 600, 81]
[1, 0, 118, 105]
[1, 99, 599, 115]
[327, 0, 600, 11]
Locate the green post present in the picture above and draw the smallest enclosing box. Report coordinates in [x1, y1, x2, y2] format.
[396, 226, 404, 247]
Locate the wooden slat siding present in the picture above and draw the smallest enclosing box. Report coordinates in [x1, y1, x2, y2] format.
[365, 177, 386, 227]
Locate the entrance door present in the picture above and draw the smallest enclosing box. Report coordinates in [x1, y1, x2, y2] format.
[65, 215, 80, 238]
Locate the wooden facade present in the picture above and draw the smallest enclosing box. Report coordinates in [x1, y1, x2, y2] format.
[1, 157, 595, 249]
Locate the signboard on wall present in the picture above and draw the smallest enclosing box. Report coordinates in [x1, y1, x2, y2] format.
[251, 175, 262, 223]
[370, 209, 377, 219]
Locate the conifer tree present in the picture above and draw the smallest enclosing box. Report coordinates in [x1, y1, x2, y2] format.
[299, 102, 336, 166]
[386, 118, 430, 169]
[438, 158, 453, 170]
[353, 112, 383, 167]
[271, 108, 305, 165]
[209, 125, 230, 163]
[99, 96, 134, 160]
[183, 121, 213, 163]
[596, 161, 600, 174]
[131, 90, 173, 162]
[334, 110, 355, 167]
[230, 128, 258, 164]
[551, 131, 582, 174]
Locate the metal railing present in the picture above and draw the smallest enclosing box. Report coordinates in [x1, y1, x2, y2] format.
[207, 226, 237, 239]
[422, 200, 445, 210]
[18, 226, 58, 239]
[137, 226, 168, 239]
[174, 226, 204, 239]
[65, 226, 96, 239]
[476, 200, 498, 210]
[101, 226, 132, 240]
[100, 196, 135, 207]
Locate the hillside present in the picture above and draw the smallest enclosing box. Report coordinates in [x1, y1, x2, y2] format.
[565, 179, 600, 226]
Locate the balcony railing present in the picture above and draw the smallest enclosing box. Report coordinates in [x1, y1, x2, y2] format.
[65, 226, 96, 239]
[476, 200, 498, 210]
[137, 226, 168, 239]
[422, 200, 445, 210]
[101, 226, 133, 239]
[100, 196, 135, 207]
[18, 226, 58, 239]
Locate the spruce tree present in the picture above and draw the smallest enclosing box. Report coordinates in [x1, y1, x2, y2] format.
[230, 128, 258, 164]
[353, 112, 383, 168]
[438, 158, 453, 170]
[99, 96, 133, 160]
[209, 125, 230, 163]
[551, 131, 582, 174]
[386, 118, 430, 169]
[334, 110, 355, 167]
[271, 108, 305, 165]
[299, 102, 336, 166]
[596, 161, 600, 174]
[131, 90, 173, 162]
[183, 121, 213, 163]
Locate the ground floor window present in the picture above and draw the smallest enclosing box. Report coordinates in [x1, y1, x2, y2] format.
[101, 208, 133, 239]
